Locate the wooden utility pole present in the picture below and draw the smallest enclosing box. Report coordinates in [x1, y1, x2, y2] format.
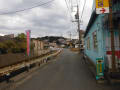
[77, 5, 81, 53]
[119, 25, 120, 53]
[109, 0, 117, 72]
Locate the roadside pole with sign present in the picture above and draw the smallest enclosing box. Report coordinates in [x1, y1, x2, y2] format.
[96, 0, 117, 73]
[96, 58, 104, 80]
[95, 0, 110, 80]
[96, 0, 109, 14]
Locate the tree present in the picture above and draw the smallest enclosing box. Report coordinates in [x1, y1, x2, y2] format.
[4, 40, 16, 53]
[0, 42, 8, 54]
[15, 33, 26, 41]
[18, 33, 26, 39]
[13, 33, 27, 53]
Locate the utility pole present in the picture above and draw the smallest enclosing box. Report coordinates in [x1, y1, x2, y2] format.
[76, 5, 81, 53]
[109, 0, 117, 72]
[118, 24, 120, 69]
[68, 31, 72, 40]
[119, 25, 120, 55]
[73, 4, 81, 52]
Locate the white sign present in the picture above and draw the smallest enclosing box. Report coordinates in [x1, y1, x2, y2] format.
[95, 0, 109, 14]
[96, 7, 109, 14]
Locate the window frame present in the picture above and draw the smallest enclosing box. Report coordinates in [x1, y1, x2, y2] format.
[87, 37, 90, 50]
[92, 31, 98, 51]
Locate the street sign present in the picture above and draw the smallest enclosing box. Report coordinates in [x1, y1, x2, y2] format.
[95, 0, 109, 14]
[96, 57, 104, 80]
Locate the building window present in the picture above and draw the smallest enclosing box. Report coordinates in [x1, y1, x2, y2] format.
[87, 37, 90, 50]
[93, 31, 98, 51]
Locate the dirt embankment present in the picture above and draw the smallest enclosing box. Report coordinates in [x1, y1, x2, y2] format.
[0, 53, 27, 68]
[0, 50, 50, 68]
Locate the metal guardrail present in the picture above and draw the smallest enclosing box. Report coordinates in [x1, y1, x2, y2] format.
[0, 49, 62, 77]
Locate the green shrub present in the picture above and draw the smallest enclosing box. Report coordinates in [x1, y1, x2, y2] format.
[0, 43, 8, 54]
[4, 40, 16, 48]
[12, 47, 21, 53]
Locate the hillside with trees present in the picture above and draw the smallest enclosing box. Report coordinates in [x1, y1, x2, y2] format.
[0, 33, 28, 54]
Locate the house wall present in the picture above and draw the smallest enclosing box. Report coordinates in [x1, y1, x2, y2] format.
[84, 1, 120, 70]
[84, 16, 120, 67]
[84, 15, 105, 65]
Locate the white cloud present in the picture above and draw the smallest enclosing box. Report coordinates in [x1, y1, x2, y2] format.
[0, 0, 93, 39]
[0, 33, 4, 36]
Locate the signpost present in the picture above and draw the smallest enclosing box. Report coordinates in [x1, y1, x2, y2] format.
[95, 0, 109, 14]
[96, 58, 104, 80]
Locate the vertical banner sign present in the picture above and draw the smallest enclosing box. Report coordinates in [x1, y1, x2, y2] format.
[26, 30, 31, 56]
[95, 0, 109, 14]
[96, 58, 104, 80]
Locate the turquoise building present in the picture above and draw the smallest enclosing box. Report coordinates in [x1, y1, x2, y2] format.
[84, 1, 120, 72]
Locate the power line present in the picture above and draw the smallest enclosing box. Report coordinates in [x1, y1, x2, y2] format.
[76, 0, 79, 5]
[80, 0, 87, 23]
[0, 0, 45, 11]
[78, 0, 81, 10]
[65, 0, 77, 26]
[0, 0, 55, 15]
[64, 0, 78, 37]
[78, 0, 81, 6]
[64, 0, 73, 20]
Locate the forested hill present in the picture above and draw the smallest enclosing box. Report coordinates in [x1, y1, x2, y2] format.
[37, 36, 66, 43]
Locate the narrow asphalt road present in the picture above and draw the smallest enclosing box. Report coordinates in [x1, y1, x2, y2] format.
[15, 49, 120, 90]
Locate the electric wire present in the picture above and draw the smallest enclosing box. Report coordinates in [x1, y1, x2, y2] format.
[0, 0, 47, 12]
[80, 0, 87, 23]
[64, 0, 78, 37]
[76, 0, 79, 5]
[65, 0, 77, 31]
[0, 0, 55, 15]
[64, 0, 73, 20]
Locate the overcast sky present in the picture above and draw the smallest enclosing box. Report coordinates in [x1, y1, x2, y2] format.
[0, 0, 93, 39]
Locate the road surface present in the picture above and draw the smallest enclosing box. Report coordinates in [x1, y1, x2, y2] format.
[15, 49, 120, 90]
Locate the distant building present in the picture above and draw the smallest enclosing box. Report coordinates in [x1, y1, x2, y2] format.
[4, 34, 14, 38]
[49, 42, 57, 48]
[43, 40, 50, 49]
[58, 39, 66, 44]
[32, 39, 44, 51]
[79, 30, 85, 50]
[0, 34, 14, 42]
[0, 36, 13, 42]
